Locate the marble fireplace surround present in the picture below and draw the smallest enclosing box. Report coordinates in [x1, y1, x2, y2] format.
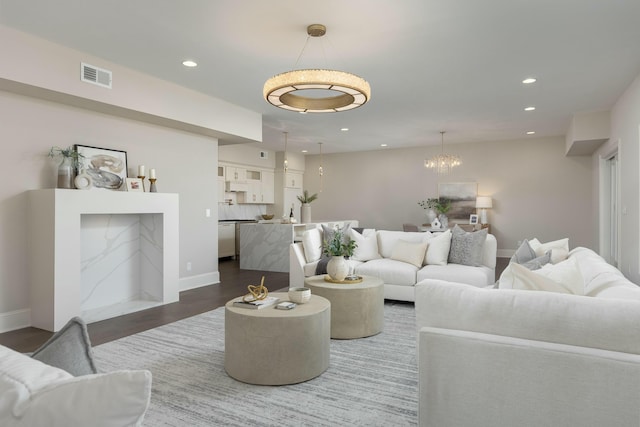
[28, 189, 179, 331]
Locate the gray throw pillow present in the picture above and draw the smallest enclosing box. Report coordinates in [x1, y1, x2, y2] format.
[31, 316, 98, 376]
[521, 251, 552, 270]
[511, 239, 537, 264]
[448, 225, 488, 266]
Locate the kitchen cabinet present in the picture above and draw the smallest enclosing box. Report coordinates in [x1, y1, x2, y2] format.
[284, 172, 303, 189]
[261, 171, 275, 203]
[226, 166, 246, 182]
[218, 222, 235, 258]
[237, 169, 275, 204]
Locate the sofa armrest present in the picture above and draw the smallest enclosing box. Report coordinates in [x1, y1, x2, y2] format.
[289, 242, 307, 288]
[419, 326, 640, 427]
[481, 233, 497, 269]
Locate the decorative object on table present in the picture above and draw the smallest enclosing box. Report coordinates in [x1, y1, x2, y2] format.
[137, 164, 146, 191]
[73, 171, 93, 190]
[476, 196, 493, 224]
[420, 197, 452, 229]
[424, 131, 461, 174]
[469, 214, 479, 225]
[48, 146, 84, 189]
[297, 190, 318, 224]
[324, 275, 364, 284]
[263, 24, 371, 113]
[438, 182, 477, 221]
[261, 214, 274, 220]
[234, 276, 280, 309]
[288, 287, 311, 304]
[323, 227, 357, 281]
[430, 216, 442, 229]
[75, 145, 127, 190]
[125, 177, 144, 192]
[418, 198, 441, 223]
[148, 168, 157, 192]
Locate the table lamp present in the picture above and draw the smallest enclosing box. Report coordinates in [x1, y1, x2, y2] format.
[476, 196, 493, 224]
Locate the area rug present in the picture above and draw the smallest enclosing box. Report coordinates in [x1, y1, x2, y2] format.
[92, 301, 417, 426]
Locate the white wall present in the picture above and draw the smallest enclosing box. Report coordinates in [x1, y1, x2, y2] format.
[594, 72, 640, 283]
[302, 136, 594, 255]
[0, 26, 260, 332]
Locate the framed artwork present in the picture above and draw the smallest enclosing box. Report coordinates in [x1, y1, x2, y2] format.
[75, 145, 128, 190]
[469, 214, 479, 225]
[125, 178, 144, 192]
[438, 182, 478, 221]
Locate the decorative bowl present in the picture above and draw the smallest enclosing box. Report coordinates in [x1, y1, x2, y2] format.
[261, 214, 274, 220]
[288, 287, 311, 304]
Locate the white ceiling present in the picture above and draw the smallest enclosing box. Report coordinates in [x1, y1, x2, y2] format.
[2, 0, 640, 154]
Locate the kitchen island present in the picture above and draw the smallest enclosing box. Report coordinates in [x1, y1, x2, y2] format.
[239, 220, 358, 273]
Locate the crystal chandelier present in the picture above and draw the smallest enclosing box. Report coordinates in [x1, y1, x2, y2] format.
[263, 24, 371, 113]
[425, 131, 461, 174]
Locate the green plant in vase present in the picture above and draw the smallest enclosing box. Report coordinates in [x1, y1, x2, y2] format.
[323, 228, 358, 281]
[48, 146, 85, 189]
[297, 190, 318, 223]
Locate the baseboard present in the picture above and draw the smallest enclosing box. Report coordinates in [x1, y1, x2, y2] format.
[179, 271, 220, 292]
[497, 249, 515, 258]
[0, 309, 31, 333]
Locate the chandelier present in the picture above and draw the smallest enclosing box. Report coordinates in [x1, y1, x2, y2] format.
[263, 24, 371, 113]
[425, 131, 461, 174]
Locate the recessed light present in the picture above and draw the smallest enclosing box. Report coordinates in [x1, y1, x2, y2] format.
[522, 78, 537, 84]
[380, 144, 388, 147]
[341, 128, 349, 132]
[182, 60, 198, 67]
[526, 131, 536, 135]
[301, 150, 308, 153]
[524, 106, 536, 111]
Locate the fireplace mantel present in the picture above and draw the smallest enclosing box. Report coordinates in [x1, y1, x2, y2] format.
[28, 189, 179, 331]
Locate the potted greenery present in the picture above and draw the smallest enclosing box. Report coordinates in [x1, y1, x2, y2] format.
[323, 228, 357, 281]
[297, 190, 318, 224]
[48, 146, 84, 189]
[418, 198, 452, 228]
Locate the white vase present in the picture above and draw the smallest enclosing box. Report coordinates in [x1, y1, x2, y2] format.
[327, 256, 349, 281]
[301, 204, 311, 224]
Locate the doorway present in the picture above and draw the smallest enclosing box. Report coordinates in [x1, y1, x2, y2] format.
[600, 149, 619, 266]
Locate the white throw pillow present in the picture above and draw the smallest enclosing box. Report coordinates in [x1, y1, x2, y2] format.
[424, 229, 451, 266]
[349, 228, 380, 262]
[0, 345, 152, 427]
[528, 237, 569, 264]
[390, 239, 428, 268]
[302, 228, 323, 263]
[508, 257, 583, 294]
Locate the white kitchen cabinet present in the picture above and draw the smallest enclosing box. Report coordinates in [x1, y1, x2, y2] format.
[237, 169, 275, 204]
[218, 222, 235, 258]
[284, 172, 303, 189]
[226, 166, 246, 182]
[261, 171, 275, 203]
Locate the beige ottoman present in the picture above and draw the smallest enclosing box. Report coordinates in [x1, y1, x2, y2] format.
[304, 275, 384, 339]
[224, 292, 330, 385]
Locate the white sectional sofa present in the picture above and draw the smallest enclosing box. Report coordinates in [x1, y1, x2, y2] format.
[415, 245, 640, 427]
[290, 226, 497, 302]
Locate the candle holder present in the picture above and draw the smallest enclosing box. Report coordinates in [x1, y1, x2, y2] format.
[137, 176, 146, 192]
[149, 178, 157, 193]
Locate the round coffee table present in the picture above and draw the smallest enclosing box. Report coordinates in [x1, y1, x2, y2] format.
[224, 292, 330, 385]
[304, 275, 384, 339]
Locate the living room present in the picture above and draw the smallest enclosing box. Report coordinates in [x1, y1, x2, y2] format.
[1, 1, 640, 425]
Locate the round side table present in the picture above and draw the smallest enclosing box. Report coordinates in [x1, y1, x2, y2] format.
[304, 275, 384, 339]
[224, 292, 330, 385]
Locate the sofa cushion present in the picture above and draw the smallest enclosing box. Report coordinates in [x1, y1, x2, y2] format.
[391, 240, 428, 268]
[350, 228, 381, 262]
[418, 264, 494, 288]
[529, 237, 569, 264]
[0, 344, 151, 427]
[376, 230, 427, 258]
[569, 247, 636, 296]
[596, 285, 640, 301]
[30, 317, 97, 377]
[424, 229, 451, 266]
[448, 225, 488, 267]
[302, 228, 323, 263]
[355, 258, 418, 286]
[501, 258, 583, 294]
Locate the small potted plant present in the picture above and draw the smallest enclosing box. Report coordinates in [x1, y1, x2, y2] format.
[297, 190, 318, 224]
[323, 228, 357, 281]
[48, 146, 84, 189]
[419, 198, 452, 228]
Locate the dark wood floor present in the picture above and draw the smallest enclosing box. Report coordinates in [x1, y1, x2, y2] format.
[0, 257, 510, 354]
[0, 258, 289, 353]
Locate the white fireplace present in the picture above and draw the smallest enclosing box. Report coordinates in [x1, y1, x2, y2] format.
[28, 189, 179, 331]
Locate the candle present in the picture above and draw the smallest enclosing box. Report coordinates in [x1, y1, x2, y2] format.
[149, 168, 156, 179]
[138, 165, 145, 177]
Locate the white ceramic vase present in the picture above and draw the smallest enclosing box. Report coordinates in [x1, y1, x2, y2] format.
[301, 203, 311, 224]
[327, 256, 349, 281]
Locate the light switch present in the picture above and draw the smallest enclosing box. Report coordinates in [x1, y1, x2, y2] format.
[206, 208, 211, 217]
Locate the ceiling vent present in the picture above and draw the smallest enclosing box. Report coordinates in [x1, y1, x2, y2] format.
[80, 62, 112, 89]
